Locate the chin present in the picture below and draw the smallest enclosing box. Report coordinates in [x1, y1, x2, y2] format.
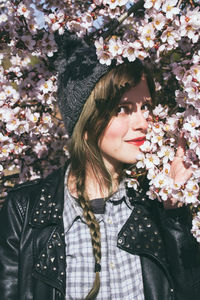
[124, 150, 142, 164]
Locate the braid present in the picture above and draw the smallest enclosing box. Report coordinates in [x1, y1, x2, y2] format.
[76, 173, 101, 300]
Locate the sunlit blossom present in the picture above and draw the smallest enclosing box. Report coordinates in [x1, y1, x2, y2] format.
[153, 13, 166, 31]
[161, 27, 180, 45]
[191, 212, 200, 243]
[17, 3, 31, 19]
[162, 0, 179, 19]
[144, 0, 162, 10]
[108, 36, 123, 56]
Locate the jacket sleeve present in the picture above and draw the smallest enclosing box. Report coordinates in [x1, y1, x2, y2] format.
[0, 191, 24, 300]
[158, 204, 200, 300]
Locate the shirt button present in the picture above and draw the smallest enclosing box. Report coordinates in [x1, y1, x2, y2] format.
[110, 262, 115, 269]
[107, 218, 112, 224]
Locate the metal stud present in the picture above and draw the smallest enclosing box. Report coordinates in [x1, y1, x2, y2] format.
[41, 220, 44, 223]
[53, 215, 57, 218]
[118, 238, 123, 245]
[42, 254, 46, 257]
[61, 272, 64, 276]
[36, 211, 39, 215]
[55, 208, 58, 212]
[34, 218, 37, 222]
[53, 234, 56, 238]
[58, 243, 61, 247]
[41, 188, 45, 192]
[36, 264, 40, 267]
[43, 266, 47, 269]
[39, 202, 43, 206]
[40, 195, 45, 201]
[147, 223, 151, 228]
[53, 267, 56, 271]
[58, 215, 62, 219]
[48, 195, 51, 199]
[43, 210, 47, 214]
[49, 245, 52, 249]
[52, 203, 56, 206]
[154, 231, 158, 235]
[60, 256, 64, 259]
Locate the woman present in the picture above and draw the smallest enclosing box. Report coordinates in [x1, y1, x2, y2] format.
[0, 33, 200, 300]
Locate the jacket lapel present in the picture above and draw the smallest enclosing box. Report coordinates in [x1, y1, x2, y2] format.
[117, 195, 167, 266]
[30, 163, 69, 295]
[33, 223, 66, 295]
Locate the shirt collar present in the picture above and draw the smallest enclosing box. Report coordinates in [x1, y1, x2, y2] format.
[63, 165, 131, 232]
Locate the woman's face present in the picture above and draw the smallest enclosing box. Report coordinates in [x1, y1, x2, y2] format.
[98, 76, 152, 173]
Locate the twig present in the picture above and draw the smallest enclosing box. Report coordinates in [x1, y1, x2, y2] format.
[102, 0, 145, 39]
[86, 0, 144, 44]
[177, 0, 183, 8]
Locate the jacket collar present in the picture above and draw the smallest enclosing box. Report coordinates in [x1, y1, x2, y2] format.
[30, 161, 69, 228]
[117, 195, 168, 268]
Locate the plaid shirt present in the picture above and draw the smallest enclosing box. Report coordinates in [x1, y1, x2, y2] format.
[63, 167, 144, 300]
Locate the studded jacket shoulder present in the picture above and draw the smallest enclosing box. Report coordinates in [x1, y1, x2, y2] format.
[0, 164, 200, 300]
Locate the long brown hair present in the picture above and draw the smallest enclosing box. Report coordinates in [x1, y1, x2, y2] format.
[68, 59, 155, 299]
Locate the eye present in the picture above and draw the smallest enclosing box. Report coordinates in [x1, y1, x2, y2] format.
[116, 104, 132, 115]
[141, 104, 148, 111]
[142, 102, 153, 112]
[117, 106, 126, 114]
[142, 103, 153, 119]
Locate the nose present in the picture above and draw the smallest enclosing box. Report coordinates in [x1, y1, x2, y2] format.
[130, 110, 148, 132]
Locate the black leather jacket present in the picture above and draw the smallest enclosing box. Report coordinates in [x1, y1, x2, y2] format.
[0, 165, 200, 300]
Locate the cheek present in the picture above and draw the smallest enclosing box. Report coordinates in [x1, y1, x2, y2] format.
[103, 118, 128, 139]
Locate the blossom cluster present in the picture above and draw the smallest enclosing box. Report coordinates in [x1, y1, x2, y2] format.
[0, 0, 69, 193]
[94, 0, 200, 65]
[126, 55, 200, 239]
[128, 104, 200, 206]
[1, 0, 200, 239]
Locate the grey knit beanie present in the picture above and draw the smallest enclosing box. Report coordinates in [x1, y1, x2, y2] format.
[56, 32, 112, 137]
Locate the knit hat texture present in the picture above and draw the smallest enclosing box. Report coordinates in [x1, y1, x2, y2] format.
[56, 32, 111, 137]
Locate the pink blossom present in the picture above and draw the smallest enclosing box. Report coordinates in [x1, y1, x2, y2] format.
[17, 3, 31, 19]
[144, 0, 162, 10]
[108, 37, 123, 56]
[162, 0, 180, 19]
[153, 13, 166, 31]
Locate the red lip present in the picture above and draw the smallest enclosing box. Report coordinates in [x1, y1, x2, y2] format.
[126, 136, 146, 146]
